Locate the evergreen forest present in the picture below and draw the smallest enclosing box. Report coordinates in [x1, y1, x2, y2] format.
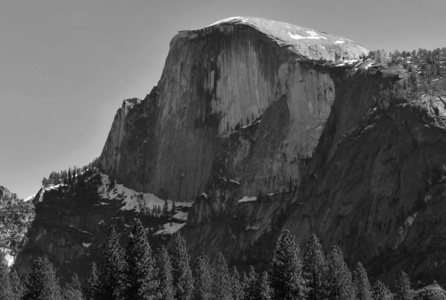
[0, 221, 442, 300]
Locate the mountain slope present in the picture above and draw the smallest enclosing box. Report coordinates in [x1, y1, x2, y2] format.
[15, 172, 191, 282]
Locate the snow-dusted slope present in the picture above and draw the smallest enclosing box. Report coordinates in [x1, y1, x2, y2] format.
[98, 173, 191, 236]
[198, 16, 368, 61]
[15, 171, 193, 283]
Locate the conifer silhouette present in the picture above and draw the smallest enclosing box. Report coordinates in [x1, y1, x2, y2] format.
[97, 226, 126, 300]
[372, 280, 392, 300]
[395, 271, 413, 300]
[125, 219, 158, 299]
[212, 252, 231, 300]
[270, 229, 305, 299]
[192, 253, 212, 300]
[23, 256, 62, 300]
[10, 268, 24, 300]
[156, 246, 174, 300]
[242, 266, 259, 300]
[170, 233, 194, 300]
[302, 234, 327, 300]
[229, 266, 243, 300]
[62, 273, 83, 300]
[352, 262, 372, 300]
[327, 245, 354, 300]
[258, 271, 272, 300]
[85, 262, 99, 300]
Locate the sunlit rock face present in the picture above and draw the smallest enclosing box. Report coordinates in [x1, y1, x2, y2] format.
[99, 16, 367, 201]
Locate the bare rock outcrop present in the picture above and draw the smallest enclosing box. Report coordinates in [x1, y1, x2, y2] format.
[99, 16, 366, 201]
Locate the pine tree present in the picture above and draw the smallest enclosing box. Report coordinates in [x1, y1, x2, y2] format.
[352, 262, 372, 300]
[258, 271, 272, 300]
[372, 280, 392, 300]
[156, 246, 174, 300]
[171, 200, 177, 216]
[192, 253, 212, 300]
[302, 234, 327, 300]
[97, 226, 126, 300]
[163, 201, 169, 217]
[170, 233, 194, 300]
[242, 266, 259, 300]
[68, 168, 72, 184]
[23, 256, 62, 300]
[229, 267, 243, 300]
[270, 230, 305, 300]
[125, 219, 158, 300]
[85, 263, 99, 300]
[326, 245, 354, 300]
[395, 271, 413, 300]
[212, 252, 231, 300]
[0, 251, 13, 300]
[62, 274, 84, 300]
[10, 268, 24, 300]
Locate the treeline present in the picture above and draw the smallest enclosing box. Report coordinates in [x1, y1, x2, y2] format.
[368, 47, 446, 97]
[0, 225, 438, 299]
[42, 158, 100, 187]
[368, 47, 446, 74]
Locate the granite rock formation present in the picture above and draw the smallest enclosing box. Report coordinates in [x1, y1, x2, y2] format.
[99, 16, 367, 200]
[15, 16, 446, 286]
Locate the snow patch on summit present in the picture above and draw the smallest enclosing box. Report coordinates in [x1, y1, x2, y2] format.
[288, 32, 327, 40]
[209, 16, 248, 26]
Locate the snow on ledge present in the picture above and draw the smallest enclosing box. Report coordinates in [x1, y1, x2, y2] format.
[154, 222, 186, 235]
[24, 193, 36, 202]
[82, 243, 92, 248]
[245, 225, 260, 230]
[238, 196, 257, 203]
[334, 40, 345, 44]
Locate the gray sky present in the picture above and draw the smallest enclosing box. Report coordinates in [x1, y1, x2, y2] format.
[1, 0, 446, 198]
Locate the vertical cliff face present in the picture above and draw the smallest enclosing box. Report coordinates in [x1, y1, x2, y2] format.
[99, 16, 367, 201]
[283, 72, 446, 283]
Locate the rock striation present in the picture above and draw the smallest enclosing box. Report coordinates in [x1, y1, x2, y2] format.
[99, 16, 367, 201]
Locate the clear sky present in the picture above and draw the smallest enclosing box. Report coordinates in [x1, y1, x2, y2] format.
[1, 0, 446, 198]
